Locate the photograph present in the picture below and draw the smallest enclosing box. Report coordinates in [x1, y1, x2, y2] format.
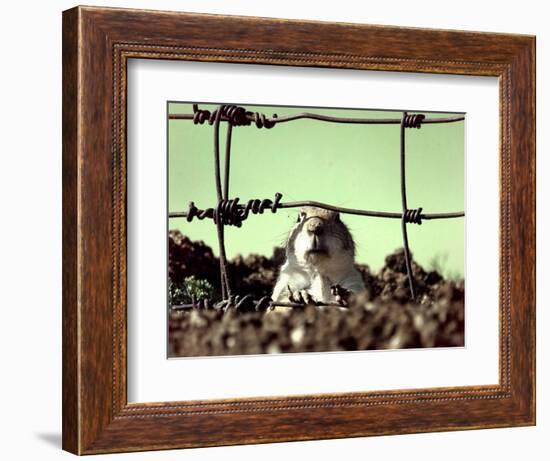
[167, 102, 466, 358]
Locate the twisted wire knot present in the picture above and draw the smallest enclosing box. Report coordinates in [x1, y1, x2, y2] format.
[185, 193, 283, 227]
[402, 113, 425, 129]
[219, 104, 251, 126]
[192, 104, 276, 129]
[250, 111, 277, 129]
[192, 103, 214, 125]
[403, 208, 423, 225]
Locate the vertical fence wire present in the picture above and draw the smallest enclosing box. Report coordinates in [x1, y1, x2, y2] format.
[400, 112, 416, 299]
[213, 106, 231, 299]
[224, 123, 233, 200]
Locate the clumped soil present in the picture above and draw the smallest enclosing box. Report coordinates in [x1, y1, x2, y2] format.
[168, 230, 464, 357]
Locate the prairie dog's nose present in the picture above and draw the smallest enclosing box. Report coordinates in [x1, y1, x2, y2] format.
[306, 217, 324, 236]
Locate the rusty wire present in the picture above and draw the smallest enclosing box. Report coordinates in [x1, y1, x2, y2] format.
[400, 112, 416, 298]
[212, 108, 230, 299]
[169, 103, 465, 308]
[170, 105, 464, 126]
[172, 299, 347, 313]
[168, 196, 463, 224]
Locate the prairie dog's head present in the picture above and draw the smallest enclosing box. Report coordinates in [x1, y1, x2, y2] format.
[287, 206, 356, 270]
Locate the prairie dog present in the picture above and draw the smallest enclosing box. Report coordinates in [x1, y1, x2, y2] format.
[271, 207, 366, 305]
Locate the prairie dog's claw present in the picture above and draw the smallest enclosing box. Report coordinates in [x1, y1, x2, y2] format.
[287, 286, 315, 305]
[300, 290, 315, 305]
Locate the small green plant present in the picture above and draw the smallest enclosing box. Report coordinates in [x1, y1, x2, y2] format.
[169, 276, 214, 307]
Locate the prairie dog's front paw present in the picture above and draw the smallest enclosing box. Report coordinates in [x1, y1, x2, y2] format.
[287, 286, 316, 305]
[331, 284, 352, 306]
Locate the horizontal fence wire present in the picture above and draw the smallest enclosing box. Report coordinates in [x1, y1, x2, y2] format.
[168, 104, 465, 308]
[171, 300, 347, 313]
[169, 108, 465, 126]
[168, 196, 464, 224]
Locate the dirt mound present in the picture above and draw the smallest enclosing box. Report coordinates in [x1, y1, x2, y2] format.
[168, 232, 464, 357]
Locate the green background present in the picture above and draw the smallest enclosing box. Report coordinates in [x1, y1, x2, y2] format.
[168, 102, 465, 278]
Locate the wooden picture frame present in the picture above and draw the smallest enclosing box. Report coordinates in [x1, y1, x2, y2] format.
[62, 5, 535, 455]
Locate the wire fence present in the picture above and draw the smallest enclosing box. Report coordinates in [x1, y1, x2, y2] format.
[168, 104, 465, 311]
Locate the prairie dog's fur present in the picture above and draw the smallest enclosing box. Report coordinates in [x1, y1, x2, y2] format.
[271, 207, 366, 305]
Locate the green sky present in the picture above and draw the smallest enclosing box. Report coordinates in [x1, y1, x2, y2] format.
[168, 102, 465, 278]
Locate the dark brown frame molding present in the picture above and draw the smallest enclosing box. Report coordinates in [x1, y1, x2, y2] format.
[62, 5, 536, 455]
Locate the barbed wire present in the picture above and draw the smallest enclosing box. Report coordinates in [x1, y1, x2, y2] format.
[168, 195, 464, 225]
[168, 104, 465, 304]
[171, 298, 347, 313]
[169, 104, 464, 126]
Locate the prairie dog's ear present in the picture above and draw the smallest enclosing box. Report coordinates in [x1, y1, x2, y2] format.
[296, 210, 306, 223]
[335, 212, 342, 223]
